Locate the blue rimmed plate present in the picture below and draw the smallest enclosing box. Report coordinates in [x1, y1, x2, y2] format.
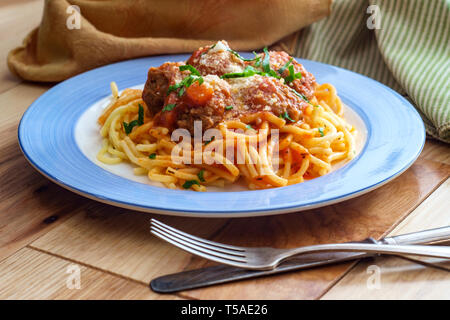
[18, 54, 425, 217]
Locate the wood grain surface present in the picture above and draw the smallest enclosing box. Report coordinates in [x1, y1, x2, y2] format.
[323, 178, 450, 299]
[0, 0, 449, 300]
[0, 248, 179, 300]
[27, 159, 449, 299]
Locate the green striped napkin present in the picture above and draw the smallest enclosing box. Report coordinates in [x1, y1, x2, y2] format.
[293, 0, 449, 143]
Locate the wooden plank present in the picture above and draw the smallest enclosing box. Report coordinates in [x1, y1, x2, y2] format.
[0, 0, 44, 93]
[322, 179, 450, 300]
[29, 158, 449, 299]
[0, 247, 180, 299]
[323, 255, 450, 300]
[420, 139, 450, 165]
[0, 83, 83, 262]
[30, 204, 230, 284]
[0, 82, 51, 127]
[181, 160, 449, 300]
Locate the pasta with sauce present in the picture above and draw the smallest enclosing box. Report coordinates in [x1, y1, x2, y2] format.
[97, 41, 356, 191]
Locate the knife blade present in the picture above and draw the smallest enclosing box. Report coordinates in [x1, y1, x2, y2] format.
[150, 226, 450, 293]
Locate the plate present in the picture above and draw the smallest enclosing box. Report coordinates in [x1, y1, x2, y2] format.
[18, 54, 425, 217]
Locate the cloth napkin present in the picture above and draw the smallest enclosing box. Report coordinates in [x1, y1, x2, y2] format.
[7, 0, 331, 81]
[276, 0, 449, 143]
[8, 0, 449, 143]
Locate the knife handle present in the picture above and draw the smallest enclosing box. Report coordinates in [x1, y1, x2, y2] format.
[382, 226, 450, 245]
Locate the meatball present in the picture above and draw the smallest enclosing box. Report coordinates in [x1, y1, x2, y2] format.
[155, 75, 234, 134]
[229, 75, 309, 122]
[142, 41, 316, 135]
[142, 62, 184, 115]
[262, 50, 316, 101]
[186, 40, 246, 77]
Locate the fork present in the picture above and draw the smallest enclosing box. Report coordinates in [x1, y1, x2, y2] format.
[150, 219, 450, 270]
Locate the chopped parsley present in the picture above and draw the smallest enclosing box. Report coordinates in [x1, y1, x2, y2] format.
[225, 105, 234, 110]
[123, 121, 138, 135]
[149, 153, 156, 159]
[182, 180, 200, 189]
[220, 65, 260, 79]
[284, 64, 302, 83]
[278, 57, 293, 75]
[262, 47, 271, 73]
[318, 127, 325, 137]
[197, 169, 205, 182]
[246, 124, 254, 130]
[221, 47, 280, 79]
[228, 49, 260, 62]
[123, 104, 144, 134]
[290, 88, 310, 103]
[221, 65, 280, 80]
[204, 136, 215, 145]
[162, 103, 176, 112]
[179, 64, 201, 76]
[138, 104, 144, 123]
[262, 47, 281, 78]
[253, 51, 262, 67]
[279, 111, 295, 122]
[167, 65, 204, 96]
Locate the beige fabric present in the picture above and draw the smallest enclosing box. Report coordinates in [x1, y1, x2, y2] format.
[8, 0, 331, 82]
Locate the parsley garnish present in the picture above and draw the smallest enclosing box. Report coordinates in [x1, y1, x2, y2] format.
[204, 136, 215, 145]
[179, 64, 201, 76]
[138, 104, 144, 124]
[197, 169, 205, 182]
[182, 180, 200, 189]
[246, 124, 254, 130]
[228, 49, 260, 62]
[284, 64, 302, 83]
[221, 48, 280, 79]
[253, 51, 262, 67]
[225, 105, 233, 110]
[262, 47, 271, 73]
[162, 103, 176, 112]
[290, 88, 310, 103]
[278, 58, 293, 75]
[149, 153, 156, 159]
[279, 111, 295, 122]
[318, 127, 325, 137]
[123, 121, 137, 135]
[123, 104, 144, 134]
[167, 65, 204, 96]
[221, 65, 280, 79]
[221, 65, 260, 79]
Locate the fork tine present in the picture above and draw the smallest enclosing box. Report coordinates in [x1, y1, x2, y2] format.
[150, 228, 248, 265]
[151, 218, 245, 252]
[151, 223, 245, 258]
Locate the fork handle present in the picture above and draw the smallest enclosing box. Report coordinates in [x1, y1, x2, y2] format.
[279, 243, 450, 264]
[383, 226, 450, 245]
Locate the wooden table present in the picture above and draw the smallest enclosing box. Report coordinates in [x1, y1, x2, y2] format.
[1, 0, 449, 300]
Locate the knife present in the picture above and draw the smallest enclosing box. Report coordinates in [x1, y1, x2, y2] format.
[150, 226, 450, 293]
